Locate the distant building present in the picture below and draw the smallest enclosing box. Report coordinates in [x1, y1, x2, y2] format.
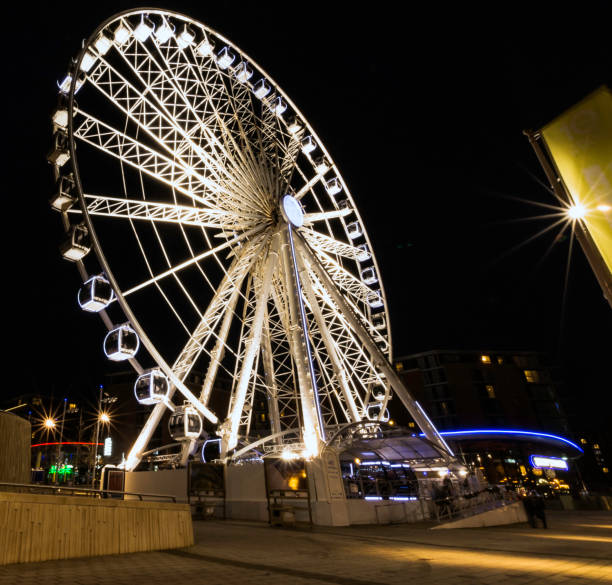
[392, 349, 609, 494]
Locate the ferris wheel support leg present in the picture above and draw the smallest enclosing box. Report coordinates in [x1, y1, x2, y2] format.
[294, 234, 454, 459]
[223, 236, 279, 455]
[281, 227, 325, 456]
[296, 251, 361, 424]
[122, 399, 172, 471]
[198, 284, 242, 407]
[261, 315, 282, 438]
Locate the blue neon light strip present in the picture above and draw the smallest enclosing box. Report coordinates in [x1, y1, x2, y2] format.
[419, 429, 583, 453]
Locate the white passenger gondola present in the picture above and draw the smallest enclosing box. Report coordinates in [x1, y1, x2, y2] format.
[78, 274, 114, 312]
[372, 383, 387, 401]
[252, 78, 271, 99]
[60, 223, 91, 261]
[169, 403, 202, 440]
[366, 403, 390, 422]
[361, 267, 378, 285]
[325, 177, 342, 196]
[356, 244, 371, 262]
[104, 324, 140, 361]
[196, 37, 215, 57]
[313, 156, 330, 174]
[367, 290, 384, 309]
[372, 313, 386, 330]
[50, 174, 76, 212]
[269, 95, 287, 116]
[176, 24, 195, 49]
[301, 135, 316, 154]
[216, 46, 236, 69]
[347, 221, 362, 240]
[134, 369, 170, 405]
[287, 116, 302, 135]
[233, 61, 253, 83]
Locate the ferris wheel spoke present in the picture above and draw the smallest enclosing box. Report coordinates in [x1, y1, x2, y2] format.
[261, 314, 282, 437]
[73, 109, 236, 210]
[120, 224, 267, 298]
[302, 208, 352, 224]
[80, 194, 257, 230]
[147, 33, 272, 214]
[86, 55, 243, 197]
[169, 233, 270, 381]
[300, 227, 370, 262]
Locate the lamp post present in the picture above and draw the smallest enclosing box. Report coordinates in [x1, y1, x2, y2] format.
[55, 398, 68, 484]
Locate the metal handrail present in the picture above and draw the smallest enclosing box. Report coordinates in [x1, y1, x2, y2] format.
[0, 482, 177, 502]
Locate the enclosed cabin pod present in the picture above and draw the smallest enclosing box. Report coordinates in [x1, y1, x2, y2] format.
[169, 404, 202, 440]
[133, 16, 155, 42]
[80, 50, 98, 73]
[60, 223, 91, 261]
[361, 266, 378, 285]
[104, 324, 140, 361]
[154, 17, 175, 44]
[253, 78, 271, 99]
[176, 24, 196, 49]
[233, 61, 253, 83]
[366, 402, 390, 422]
[216, 46, 236, 69]
[287, 115, 302, 135]
[48, 131, 70, 168]
[134, 368, 170, 405]
[78, 274, 114, 312]
[196, 37, 215, 57]
[94, 32, 113, 55]
[356, 244, 371, 262]
[50, 174, 77, 212]
[301, 135, 317, 154]
[325, 177, 342, 196]
[268, 95, 287, 116]
[371, 313, 386, 330]
[347, 221, 362, 240]
[367, 290, 384, 309]
[313, 156, 330, 174]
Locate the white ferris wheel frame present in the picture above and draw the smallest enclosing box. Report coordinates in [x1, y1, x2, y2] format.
[52, 8, 452, 470]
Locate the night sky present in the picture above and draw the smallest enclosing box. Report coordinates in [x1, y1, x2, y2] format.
[4, 3, 611, 432]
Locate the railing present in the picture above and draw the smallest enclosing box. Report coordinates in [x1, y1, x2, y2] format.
[344, 477, 420, 500]
[430, 488, 519, 522]
[0, 481, 177, 503]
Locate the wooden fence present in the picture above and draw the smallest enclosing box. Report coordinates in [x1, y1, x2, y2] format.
[0, 491, 193, 565]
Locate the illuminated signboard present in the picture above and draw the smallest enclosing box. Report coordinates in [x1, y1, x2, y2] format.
[541, 87, 612, 278]
[104, 437, 113, 457]
[529, 455, 569, 471]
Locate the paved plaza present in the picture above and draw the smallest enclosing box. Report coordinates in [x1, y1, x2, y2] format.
[1, 509, 611, 584]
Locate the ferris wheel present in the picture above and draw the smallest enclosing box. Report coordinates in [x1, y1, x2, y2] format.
[49, 8, 451, 469]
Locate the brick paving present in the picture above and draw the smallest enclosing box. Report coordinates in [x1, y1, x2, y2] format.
[1, 510, 610, 584]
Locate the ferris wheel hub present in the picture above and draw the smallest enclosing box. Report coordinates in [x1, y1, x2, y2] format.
[280, 194, 304, 228]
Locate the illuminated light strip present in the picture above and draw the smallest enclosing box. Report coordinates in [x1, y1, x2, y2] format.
[31, 442, 103, 448]
[418, 429, 584, 453]
[530, 455, 569, 470]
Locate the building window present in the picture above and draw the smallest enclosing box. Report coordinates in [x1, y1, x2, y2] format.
[524, 370, 541, 383]
[395, 362, 404, 372]
[496, 356, 504, 364]
[480, 355, 491, 364]
[485, 384, 496, 399]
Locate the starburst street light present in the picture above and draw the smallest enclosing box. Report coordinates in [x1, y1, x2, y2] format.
[99, 412, 111, 424]
[567, 203, 587, 220]
[44, 418, 56, 429]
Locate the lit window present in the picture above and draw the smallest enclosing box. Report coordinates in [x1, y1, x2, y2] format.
[497, 356, 504, 364]
[485, 384, 496, 399]
[524, 370, 540, 383]
[603, 468, 609, 474]
[395, 362, 404, 372]
[580, 438, 587, 445]
[480, 355, 491, 364]
[593, 444, 600, 449]
[408, 422, 415, 428]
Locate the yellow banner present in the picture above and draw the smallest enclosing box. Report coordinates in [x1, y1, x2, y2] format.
[541, 86, 612, 276]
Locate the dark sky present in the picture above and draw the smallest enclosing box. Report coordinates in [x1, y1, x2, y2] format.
[4, 3, 611, 429]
